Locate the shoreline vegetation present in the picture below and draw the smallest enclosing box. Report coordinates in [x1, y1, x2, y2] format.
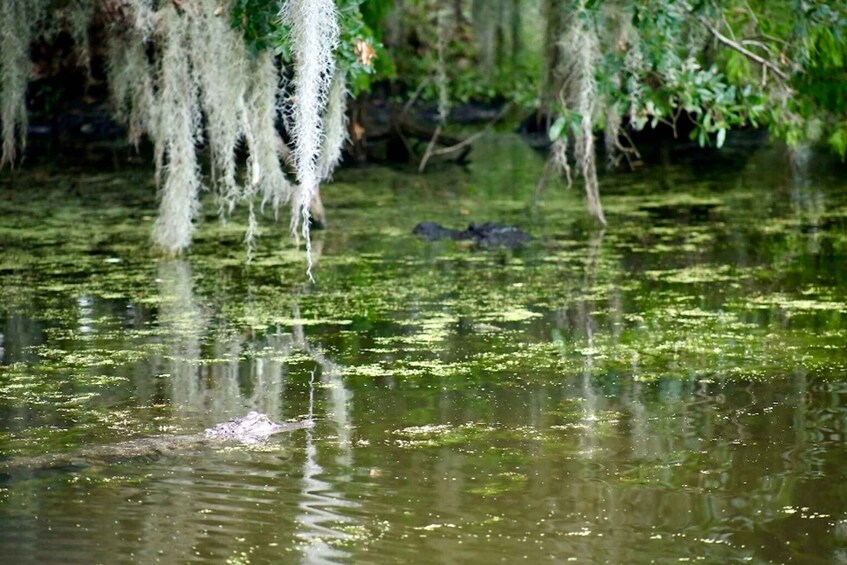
[0, 1, 845, 259]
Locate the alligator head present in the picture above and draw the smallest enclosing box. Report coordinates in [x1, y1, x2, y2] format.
[204, 411, 312, 444]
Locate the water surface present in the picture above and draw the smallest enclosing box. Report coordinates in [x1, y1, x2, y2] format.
[1, 137, 847, 563]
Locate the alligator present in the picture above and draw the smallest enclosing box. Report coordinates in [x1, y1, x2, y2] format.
[0, 412, 312, 474]
[412, 221, 532, 248]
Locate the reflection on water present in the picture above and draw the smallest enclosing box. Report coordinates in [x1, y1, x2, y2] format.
[1, 137, 847, 563]
[296, 370, 356, 564]
[158, 259, 299, 422]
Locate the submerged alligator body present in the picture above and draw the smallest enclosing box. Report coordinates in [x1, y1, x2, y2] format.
[1, 412, 312, 474]
[413, 221, 532, 248]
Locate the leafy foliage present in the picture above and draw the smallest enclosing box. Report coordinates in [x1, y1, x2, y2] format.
[335, 0, 394, 94]
[384, 0, 540, 107]
[232, 0, 389, 94]
[231, 0, 281, 53]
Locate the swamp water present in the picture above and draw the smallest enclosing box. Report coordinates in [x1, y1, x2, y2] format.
[1, 136, 847, 564]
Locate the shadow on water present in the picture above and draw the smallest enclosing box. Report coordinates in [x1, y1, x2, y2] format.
[1, 135, 847, 562]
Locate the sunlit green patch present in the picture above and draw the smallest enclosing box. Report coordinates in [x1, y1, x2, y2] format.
[398, 359, 473, 377]
[545, 398, 589, 421]
[392, 423, 499, 448]
[469, 471, 529, 496]
[390, 416, 623, 450]
[547, 409, 625, 442]
[617, 462, 685, 487]
[616, 449, 715, 489]
[292, 525, 386, 555]
[341, 363, 394, 378]
[23, 343, 164, 370]
[0, 364, 130, 405]
[758, 217, 806, 235]
[405, 314, 459, 344]
[477, 307, 542, 323]
[745, 294, 847, 313]
[619, 193, 724, 214]
[644, 265, 740, 284]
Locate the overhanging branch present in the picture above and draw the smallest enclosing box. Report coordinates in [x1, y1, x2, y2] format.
[700, 18, 788, 81]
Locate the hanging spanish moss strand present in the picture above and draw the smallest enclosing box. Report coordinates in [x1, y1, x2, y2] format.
[68, 1, 95, 80]
[434, 3, 450, 125]
[151, 5, 203, 252]
[106, 30, 155, 148]
[0, 0, 45, 167]
[472, 0, 497, 72]
[280, 0, 340, 278]
[188, 0, 250, 216]
[569, 6, 606, 226]
[539, 0, 563, 114]
[107, 0, 157, 148]
[186, 0, 260, 256]
[510, 0, 522, 65]
[317, 69, 348, 182]
[624, 26, 647, 127]
[246, 50, 293, 216]
[548, 1, 606, 226]
[125, 0, 157, 35]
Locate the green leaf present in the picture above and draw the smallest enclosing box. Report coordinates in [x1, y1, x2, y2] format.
[828, 126, 847, 159]
[549, 116, 567, 142]
[716, 128, 726, 149]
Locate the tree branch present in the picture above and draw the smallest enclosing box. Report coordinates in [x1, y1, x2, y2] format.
[700, 18, 788, 81]
[430, 103, 513, 157]
[418, 124, 442, 173]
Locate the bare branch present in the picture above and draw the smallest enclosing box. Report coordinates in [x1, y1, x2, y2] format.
[430, 103, 513, 157]
[700, 18, 788, 80]
[418, 124, 442, 173]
